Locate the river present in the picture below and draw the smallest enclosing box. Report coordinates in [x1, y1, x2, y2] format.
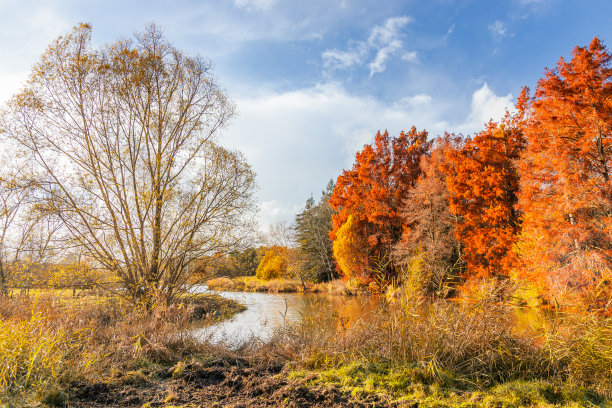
[191, 285, 380, 347]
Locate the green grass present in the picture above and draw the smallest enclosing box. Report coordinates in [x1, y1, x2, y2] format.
[290, 362, 609, 407]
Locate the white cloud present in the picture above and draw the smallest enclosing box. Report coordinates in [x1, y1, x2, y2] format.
[322, 43, 367, 70]
[401, 51, 418, 62]
[233, 0, 278, 11]
[222, 82, 514, 226]
[322, 15, 416, 76]
[400, 93, 432, 106]
[369, 39, 402, 76]
[259, 201, 302, 230]
[367, 16, 413, 46]
[488, 20, 507, 36]
[458, 83, 514, 133]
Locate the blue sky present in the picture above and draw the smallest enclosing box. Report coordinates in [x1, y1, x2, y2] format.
[1, 0, 611, 229]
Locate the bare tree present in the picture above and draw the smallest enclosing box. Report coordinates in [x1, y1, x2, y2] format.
[2, 24, 256, 303]
[0, 177, 31, 294]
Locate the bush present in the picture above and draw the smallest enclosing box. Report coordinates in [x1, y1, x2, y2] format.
[255, 247, 288, 281]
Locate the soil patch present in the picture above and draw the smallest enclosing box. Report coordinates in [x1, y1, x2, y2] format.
[69, 361, 407, 407]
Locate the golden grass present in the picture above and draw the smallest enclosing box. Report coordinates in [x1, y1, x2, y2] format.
[0, 311, 106, 404]
[0, 289, 246, 406]
[280, 288, 612, 398]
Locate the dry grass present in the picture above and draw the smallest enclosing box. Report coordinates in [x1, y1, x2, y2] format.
[278, 287, 612, 398]
[2, 283, 611, 406]
[207, 276, 306, 292]
[206, 276, 368, 295]
[0, 290, 244, 406]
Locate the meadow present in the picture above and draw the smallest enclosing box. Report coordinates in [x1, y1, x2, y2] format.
[2, 282, 611, 407]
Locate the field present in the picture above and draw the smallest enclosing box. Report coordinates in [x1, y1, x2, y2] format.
[2, 287, 612, 407]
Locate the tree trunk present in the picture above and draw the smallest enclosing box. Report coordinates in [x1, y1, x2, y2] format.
[0, 259, 7, 296]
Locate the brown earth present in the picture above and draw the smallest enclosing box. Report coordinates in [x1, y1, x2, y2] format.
[69, 361, 407, 408]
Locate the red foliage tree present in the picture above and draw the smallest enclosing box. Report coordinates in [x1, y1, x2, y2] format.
[444, 108, 526, 280]
[329, 127, 431, 282]
[516, 37, 612, 308]
[394, 134, 465, 296]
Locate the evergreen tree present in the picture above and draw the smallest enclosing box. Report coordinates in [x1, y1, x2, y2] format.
[295, 180, 337, 282]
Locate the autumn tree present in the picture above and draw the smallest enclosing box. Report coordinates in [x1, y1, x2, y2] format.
[295, 180, 337, 282]
[48, 261, 107, 296]
[332, 215, 368, 281]
[204, 248, 263, 277]
[329, 127, 431, 282]
[0, 177, 32, 294]
[260, 223, 313, 288]
[394, 134, 464, 296]
[230, 247, 264, 276]
[255, 246, 288, 281]
[0, 148, 62, 295]
[516, 38, 612, 308]
[2, 24, 256, 304]
[444, 112, 525, 280]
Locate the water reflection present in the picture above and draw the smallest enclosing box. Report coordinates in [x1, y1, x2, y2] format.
[191, 286, 379, 347]
[192, 285, 553, 348]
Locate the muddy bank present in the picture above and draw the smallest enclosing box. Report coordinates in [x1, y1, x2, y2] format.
[69, 360, 404, 408]
[180, 292, 247, 322]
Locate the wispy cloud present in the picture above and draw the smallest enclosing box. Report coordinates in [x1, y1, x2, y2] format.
[401, 51, 418, 62]
[488, 20, 508, 36]
[322, 42, 367, 71]
[443, 23, 455, 42]
[233, 0, 278, 11]
[322, 15, 416, 77]
[369, 39, 403, 76]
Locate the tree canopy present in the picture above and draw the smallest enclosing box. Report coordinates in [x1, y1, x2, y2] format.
[1, 24, 256, 303]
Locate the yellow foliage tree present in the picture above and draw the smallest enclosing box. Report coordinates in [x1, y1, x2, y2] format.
[48, 262, 106, 296]
[332, 215, 368, 281]
[255, 246, 288, 281]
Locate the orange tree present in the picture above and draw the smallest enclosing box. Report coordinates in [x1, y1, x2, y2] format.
[329, 127, 431, 282]
[516, 38, 612, 308]
[444, 106, 526, 280]
[394, 134, 464, 295]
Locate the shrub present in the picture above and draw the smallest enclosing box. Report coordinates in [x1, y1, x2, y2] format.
[256, 246, 288, 281]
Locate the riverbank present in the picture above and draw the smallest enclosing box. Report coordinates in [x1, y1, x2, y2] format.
[70, 290, 612, 407]
[206, 276, 369, 295]
[3, 287, 612, 407]
[67, 354, 607, 408]
[0, 289, 246, 406]
[2, 288, 246, 323]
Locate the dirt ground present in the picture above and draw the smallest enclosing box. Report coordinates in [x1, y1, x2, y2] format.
[69, 361, 407, 408]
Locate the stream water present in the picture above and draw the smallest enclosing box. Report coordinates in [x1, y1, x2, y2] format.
[191, 285, 379, 347]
